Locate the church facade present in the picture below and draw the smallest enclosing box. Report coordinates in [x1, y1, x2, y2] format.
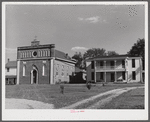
[16, 40, 76, 84]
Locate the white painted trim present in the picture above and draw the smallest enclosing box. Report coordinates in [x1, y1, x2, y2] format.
[50, 58, 54, 84]
[16, 60, 20, 84]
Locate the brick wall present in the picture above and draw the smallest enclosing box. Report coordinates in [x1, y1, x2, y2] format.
[19, 59, 51, 84]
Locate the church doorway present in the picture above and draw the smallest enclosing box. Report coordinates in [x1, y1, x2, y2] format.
[31, 65, 38, 84]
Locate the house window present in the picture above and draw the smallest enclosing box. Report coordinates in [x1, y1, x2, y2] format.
[42, 64, 46, 76]
[122, 60, 125, 68]
[132, 59, 135, 68]
[122, 72, 125, 80]
[100, 61, 103, 66]
[7, 68, 9, 72]
[91, 72, 94, 80]
[91, 61, 94, 69]
[100, 72, 103, 80]
[62, 72, 64, 76]
[23, 65, 26, 76]
[132, 71, 136, 80]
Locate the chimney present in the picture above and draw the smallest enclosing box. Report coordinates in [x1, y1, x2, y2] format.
[66, 53, 68, 59]
[8, 58, 10, 62]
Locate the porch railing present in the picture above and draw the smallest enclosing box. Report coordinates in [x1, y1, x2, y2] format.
[96, 66, 125, 70]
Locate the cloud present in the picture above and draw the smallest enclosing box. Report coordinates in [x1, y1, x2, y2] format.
[71, 46, 88, 52]
[78, 16, 107, 24]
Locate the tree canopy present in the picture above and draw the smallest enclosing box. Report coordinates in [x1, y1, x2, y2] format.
[127, 38, 145, 69]
[72, 48, 119, 69]
[127, 38, 145, 59]
[83, 48, 106, 59]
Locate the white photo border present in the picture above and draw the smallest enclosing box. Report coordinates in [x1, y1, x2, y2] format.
[2, 1, 148, 120]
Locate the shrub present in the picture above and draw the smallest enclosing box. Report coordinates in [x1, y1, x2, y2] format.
[86, 81, 92, 90]
[60, 84, 64, 94]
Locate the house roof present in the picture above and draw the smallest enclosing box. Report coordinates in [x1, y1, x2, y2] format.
[5, 61, 17, 68]
[86, 54, 141, 61]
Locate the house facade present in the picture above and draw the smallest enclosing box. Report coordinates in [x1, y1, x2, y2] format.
[86, 55, 143, 83]
[15, 39, 76, 85]
[5, 59, 17, 84]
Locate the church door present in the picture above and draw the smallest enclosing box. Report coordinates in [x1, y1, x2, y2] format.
[33, 70, 37, 84]
[31, 65, 38, 84]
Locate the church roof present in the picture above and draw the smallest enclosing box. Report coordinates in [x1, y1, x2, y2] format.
[55, 50, 76, 63]
[5, 61, 17, 68]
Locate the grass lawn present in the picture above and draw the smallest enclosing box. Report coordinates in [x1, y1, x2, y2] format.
[6, 83, 144, 109]
[101, 87, 144, 109]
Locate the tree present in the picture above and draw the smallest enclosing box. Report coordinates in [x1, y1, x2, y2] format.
[127, 38, 145, 69]
[107, 51, 119, 56]
[72, 52, 84, 69]
[83, 48, 106, 59]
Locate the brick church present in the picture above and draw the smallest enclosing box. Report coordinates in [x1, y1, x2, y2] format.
[15, 39, 76, 84]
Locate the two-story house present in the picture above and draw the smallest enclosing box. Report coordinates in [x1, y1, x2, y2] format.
[5, 59, 17, 84]
[86, 55, 143, 83]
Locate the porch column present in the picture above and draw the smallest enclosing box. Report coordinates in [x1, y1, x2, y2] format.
[125, 58, 128, 82]
[94, 60, 96, 83]
[104, 72, 106, 83]
[115, 72, 117, 82]
[104, 61, 106, 82]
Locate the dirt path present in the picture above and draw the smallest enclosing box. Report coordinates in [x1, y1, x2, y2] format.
[61, 86, 144, 109]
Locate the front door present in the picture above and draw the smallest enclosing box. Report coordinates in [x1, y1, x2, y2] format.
[111, 73, 115, 82]
[33, 70, 37, 84]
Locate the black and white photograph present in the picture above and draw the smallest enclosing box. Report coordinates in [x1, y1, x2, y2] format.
[2, 1, 148, 121]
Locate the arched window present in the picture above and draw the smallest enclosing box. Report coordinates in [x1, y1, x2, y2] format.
[45, 50, 47, 57]
[41, 50, 43, 57]
[42, 64, 46, 76]
[23, 65, 26, 76]
[24, 52, 26, 58]
[22, 52, 24, 58]
[43, 50, 45, 57]
[27, 51, 28, 57]
[48, 50, 50, 56]
[29, 51, 31, 57]
[38, 50, 40, 57]
[20, 53, 22, 58]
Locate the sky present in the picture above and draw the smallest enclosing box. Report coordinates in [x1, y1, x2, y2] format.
[5, 3, 145, 62]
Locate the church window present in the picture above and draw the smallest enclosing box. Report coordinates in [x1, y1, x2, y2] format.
[22, 52, 24, 58]
[27, 51, 28, 57]
[48, 50, 50, 56]
[43, 50, 45, 57]
[20, 53, 22, 58]
[30, 51, 32, 57]
[23, 65, 26, 76]
[38, 51, 40, 57]
[45, 50, 48, 56]
[25, 52, 26, 58]
[42, 64, 46, 76]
